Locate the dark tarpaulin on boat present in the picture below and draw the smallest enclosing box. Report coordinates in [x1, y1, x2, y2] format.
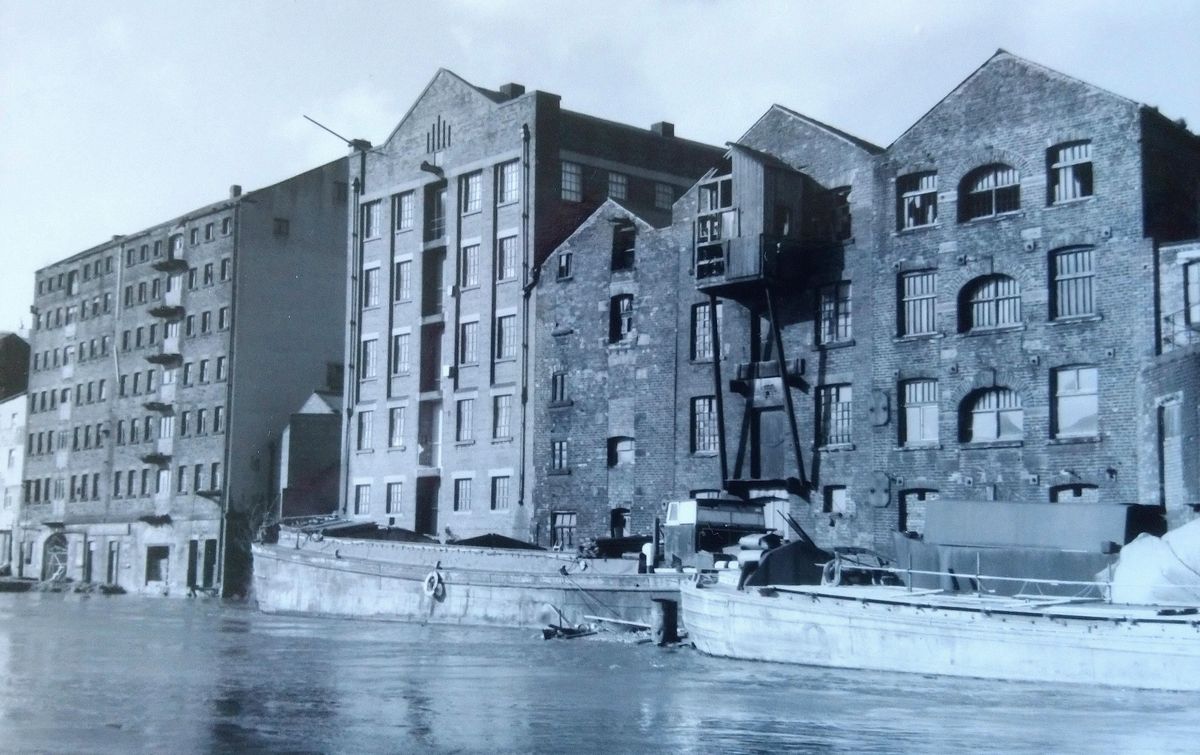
[453, 533, 544, 551]
[744, 538, 831, 587]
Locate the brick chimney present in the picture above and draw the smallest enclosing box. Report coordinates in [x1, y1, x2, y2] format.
[499, 83, 525, 100]
[651, 121, 674, 138]
[230, 184, 242, 199]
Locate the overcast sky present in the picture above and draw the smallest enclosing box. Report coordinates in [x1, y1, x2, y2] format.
[2, 0, 1198, 333]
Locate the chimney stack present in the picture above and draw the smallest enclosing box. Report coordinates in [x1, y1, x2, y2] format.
[230, 184, 242, 199]
[651, 121, 675, 138]
[499, 83, 525, 100]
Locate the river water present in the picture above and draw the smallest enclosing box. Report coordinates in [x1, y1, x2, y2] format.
[1, 593, 1198, 754]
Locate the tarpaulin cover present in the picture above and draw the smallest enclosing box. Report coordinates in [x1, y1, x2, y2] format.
[1107, 517, 1200, 605]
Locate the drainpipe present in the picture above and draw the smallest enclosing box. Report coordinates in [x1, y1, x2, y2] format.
[518, 123, 532, 519]
[340, 145, 369, 517]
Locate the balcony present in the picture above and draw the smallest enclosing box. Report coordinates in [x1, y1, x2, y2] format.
[153, 256, 188, 273]
[695, 232, 804, 295]
[141, 437, 173, 465]
[148, 287, 184, 319]
[1162, 308, 1200, 354]
[143, 399, 172, 412]
[145, 336, 182, 366]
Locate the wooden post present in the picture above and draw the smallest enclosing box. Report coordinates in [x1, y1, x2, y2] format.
[651, 598, 679, 646]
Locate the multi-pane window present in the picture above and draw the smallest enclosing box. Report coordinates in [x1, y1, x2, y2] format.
[394, 191, 414, 231]
[386, 482, 403, 514]
[551, 511, 577, 549]
[817, 384, 852, 447]
[357, 410, 373, 450]
[551, 439, 568, 472]
[394, 260, 412, 301]
[965, 388, 1023, 442]
[498, 161, 520, 204]
[818, 282, 852, 344]
[460, 171, 482, 214]
[362, 201, 381, 238]
[360, 338, 378, 379]
[497, 236, 517, 281]
[496, 315, 517, 359]
[362, 266, 380, 307]
[962, 275, 1021, 331]
[490, 476, 511, 510]
[654, 182, 674, 210]
[493, 394, 512, 438]
[426, 186, 447, 240]
[899, 271, 937, 336]
[391, 333, 410, 374]
[354, 484, 370, 515]
[550, 372, 567, 404]
[1048, 141, 1093, 204]
[607, 171, 627, 200]
[897, 171, 938, 230]
[609, 295, 633, 343]
[453, 478, 472, 512]
[460, 245, 479, 288]
[455, 399, 474, 442]
[691, 396, 719, 453]
[900, 379, 939, 446]
[1051, 247, 1095, 319]
[1187, 261, 1200, 328]
[388, 406, 406, 448]
[557, 251, 572, 280]
[1053, 366, 1098, 438]
[561, 161, 582, 202]
[959, 164, 1020, 221]
[459, 321, 479, 364]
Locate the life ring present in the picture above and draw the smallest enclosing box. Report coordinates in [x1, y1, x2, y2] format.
[423, 571, 443, 598]
[821, 559, 842, 587]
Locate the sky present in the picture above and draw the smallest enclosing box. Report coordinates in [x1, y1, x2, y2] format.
[1, 0, 1198, 334]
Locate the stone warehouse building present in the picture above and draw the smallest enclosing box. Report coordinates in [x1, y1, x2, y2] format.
[1, 331, 30, 572]
[340, 69, 722, 543]
[535, 51, 1200, 555]
[18, 161, 348, 595]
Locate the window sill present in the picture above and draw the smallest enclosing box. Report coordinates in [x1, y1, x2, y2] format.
[393, 299, 413, 305]
[1048, 435, 1101, 446]
[961, 440, 1023, 449]
[552, 326, 574, 337]
[1047, 195, 1095, 209]
[549, 400, 573, 409]
[895, 443, 942, 451]
[461, 210, 482, 218]
[496, 276, 517, 285]
[387, 445, 407, 452]
[1049, 314, 1102, 327]
[355, 449, 375, 455]
[496, 199, 519, 209]
[494, 357, 517, 365]
[455, 440, 476, 447]
[556, 275, 573, 283]
[460, 285, 480, 293]
[893, 223, 940, 236]
[394, 227, 414, 235]
[894, 332, 941, 343]
[817, 443, 856, 452]
[960, 210, 1024, 225]
[691, 451, 719, 458]
[818, 339, 856, 351]
[548, 469, 571, 476]
[960, 324, 1025, 338]
[491, 436, 514, 444]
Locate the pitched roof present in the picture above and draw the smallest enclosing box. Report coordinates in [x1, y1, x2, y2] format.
[382, 68, 506, 147]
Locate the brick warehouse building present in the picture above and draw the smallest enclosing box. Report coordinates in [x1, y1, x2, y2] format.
[18, 160, 348, 595]
[535, 51, 1200, 555]
[340, 69, 721, 543]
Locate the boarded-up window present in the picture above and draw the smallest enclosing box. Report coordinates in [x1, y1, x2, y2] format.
[1048, 141, 1093, 204]
[1051, 247, 1094, 319]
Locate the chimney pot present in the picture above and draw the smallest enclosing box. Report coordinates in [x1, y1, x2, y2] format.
[230, 184, 242, 198]
[651, 121, 675, 138]
[499, 83, 525, 100]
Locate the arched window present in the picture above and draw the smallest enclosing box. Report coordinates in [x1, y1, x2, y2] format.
[959, 164, 1020, 221]
[961, 388, 1023, 442]
[959, 274, 1021, 331]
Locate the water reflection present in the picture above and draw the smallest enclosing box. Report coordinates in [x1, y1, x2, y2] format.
[2, 594, 1199, 753]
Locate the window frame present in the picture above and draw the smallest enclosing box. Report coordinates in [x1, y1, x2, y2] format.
[899, 379, 939, 446]
[899, 270, 937, 337]
[1052, 365, 1099, 439]
[1050, 246, 1095, 320]
[896, 171, 938, 231]
[817, 282, 852, 345]
[959, 164, 1020, 222]
[1048, 141, 1093, 205]
[817, 384, 853, 447]
[561, 161, 582, 202]
[963, 387, 1024, 443]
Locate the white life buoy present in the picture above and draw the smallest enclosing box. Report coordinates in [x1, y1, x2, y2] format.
[423, 571, 443, 597]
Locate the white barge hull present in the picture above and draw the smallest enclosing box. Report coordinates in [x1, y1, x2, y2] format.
[681, 580, 1200, 691]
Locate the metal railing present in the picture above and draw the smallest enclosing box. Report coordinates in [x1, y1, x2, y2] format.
[1162, 308, 1200, 353]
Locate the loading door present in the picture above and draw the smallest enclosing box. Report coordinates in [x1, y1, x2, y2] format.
[752, 407, 789, 481]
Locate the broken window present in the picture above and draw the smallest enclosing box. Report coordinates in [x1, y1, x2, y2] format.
[897, 171, 938, 230]
[817, 384, 852, 447]
[1048, 141, 1092, 204]
[611, 223, 636, 271]
[691, 302, 722, 360]
[959, 164, 1020, 221]
[691, 397, 719, 453]
[609, 295, 634, 343]
[607, 436, 635, 467]
[551, 511, 577, 550]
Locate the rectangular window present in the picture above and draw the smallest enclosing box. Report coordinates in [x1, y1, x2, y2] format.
[388, 406, 406, 448]
[818, 282, 852, 344]
[561, 161, 582, 202]
[551, 511, 577, 549]
[1049, 141, 1093, 204]
[654, 182, 674, 210]
[493, 394, 512, 438]
[1053, 366, 1098, 438]
[551, 371, 567, 404]
[900, 271, 937, 336]
[426, 186, 447, 240]
[354, 484, 370, 515]
[221, 218, 231, 235]
[461, 171, 482, 214]
[274, 218, 291, 236]
[216, 356, 226, 381]
[1188, 261, 1200, 328]
[218, 306, 230, 330]
[817, 384, 852, 447]
[609, 295, 633, 343]
[357, 410, 373, 450]
[394, 191, 414, 231]
[897, 172, 938, 230]
[394, 260, 412, 301]
[199, 359, 209, 383]
[497, 236, 517, 281]
[391, 333, 410, 374]
[387, 482, 403, 514]
[551, 439, 568, 472]
[453, 478, 472, 512]
[496, 315, 517, 359]
[691, 396, 719, 453]
[456, 399, 474, 442]
[900, 379, 939, 445]
[607, 172, 627, 200]
[203, 263, 214, 285]
[220, 258, 231, 281]
[557, 252, 572, 280]
[362, 201, 381, 238]
[190, 228, 199, 245]
[196, 409, 207, 435]
[363, 266, 380, 307]
[361, 338, 378, 379]
[498, 161, 520, 205]
[459, 321, 478, 364]
[460, 245, 479, 288]
[201, 311, 212, 333]
[213, 406, 223, 433]
[1052, 247, 1095, 319]
[691, 302, 723, 360]
[490, 476, 511, 511]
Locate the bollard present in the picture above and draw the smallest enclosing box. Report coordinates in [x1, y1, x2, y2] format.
[651, 598, 679, 646]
